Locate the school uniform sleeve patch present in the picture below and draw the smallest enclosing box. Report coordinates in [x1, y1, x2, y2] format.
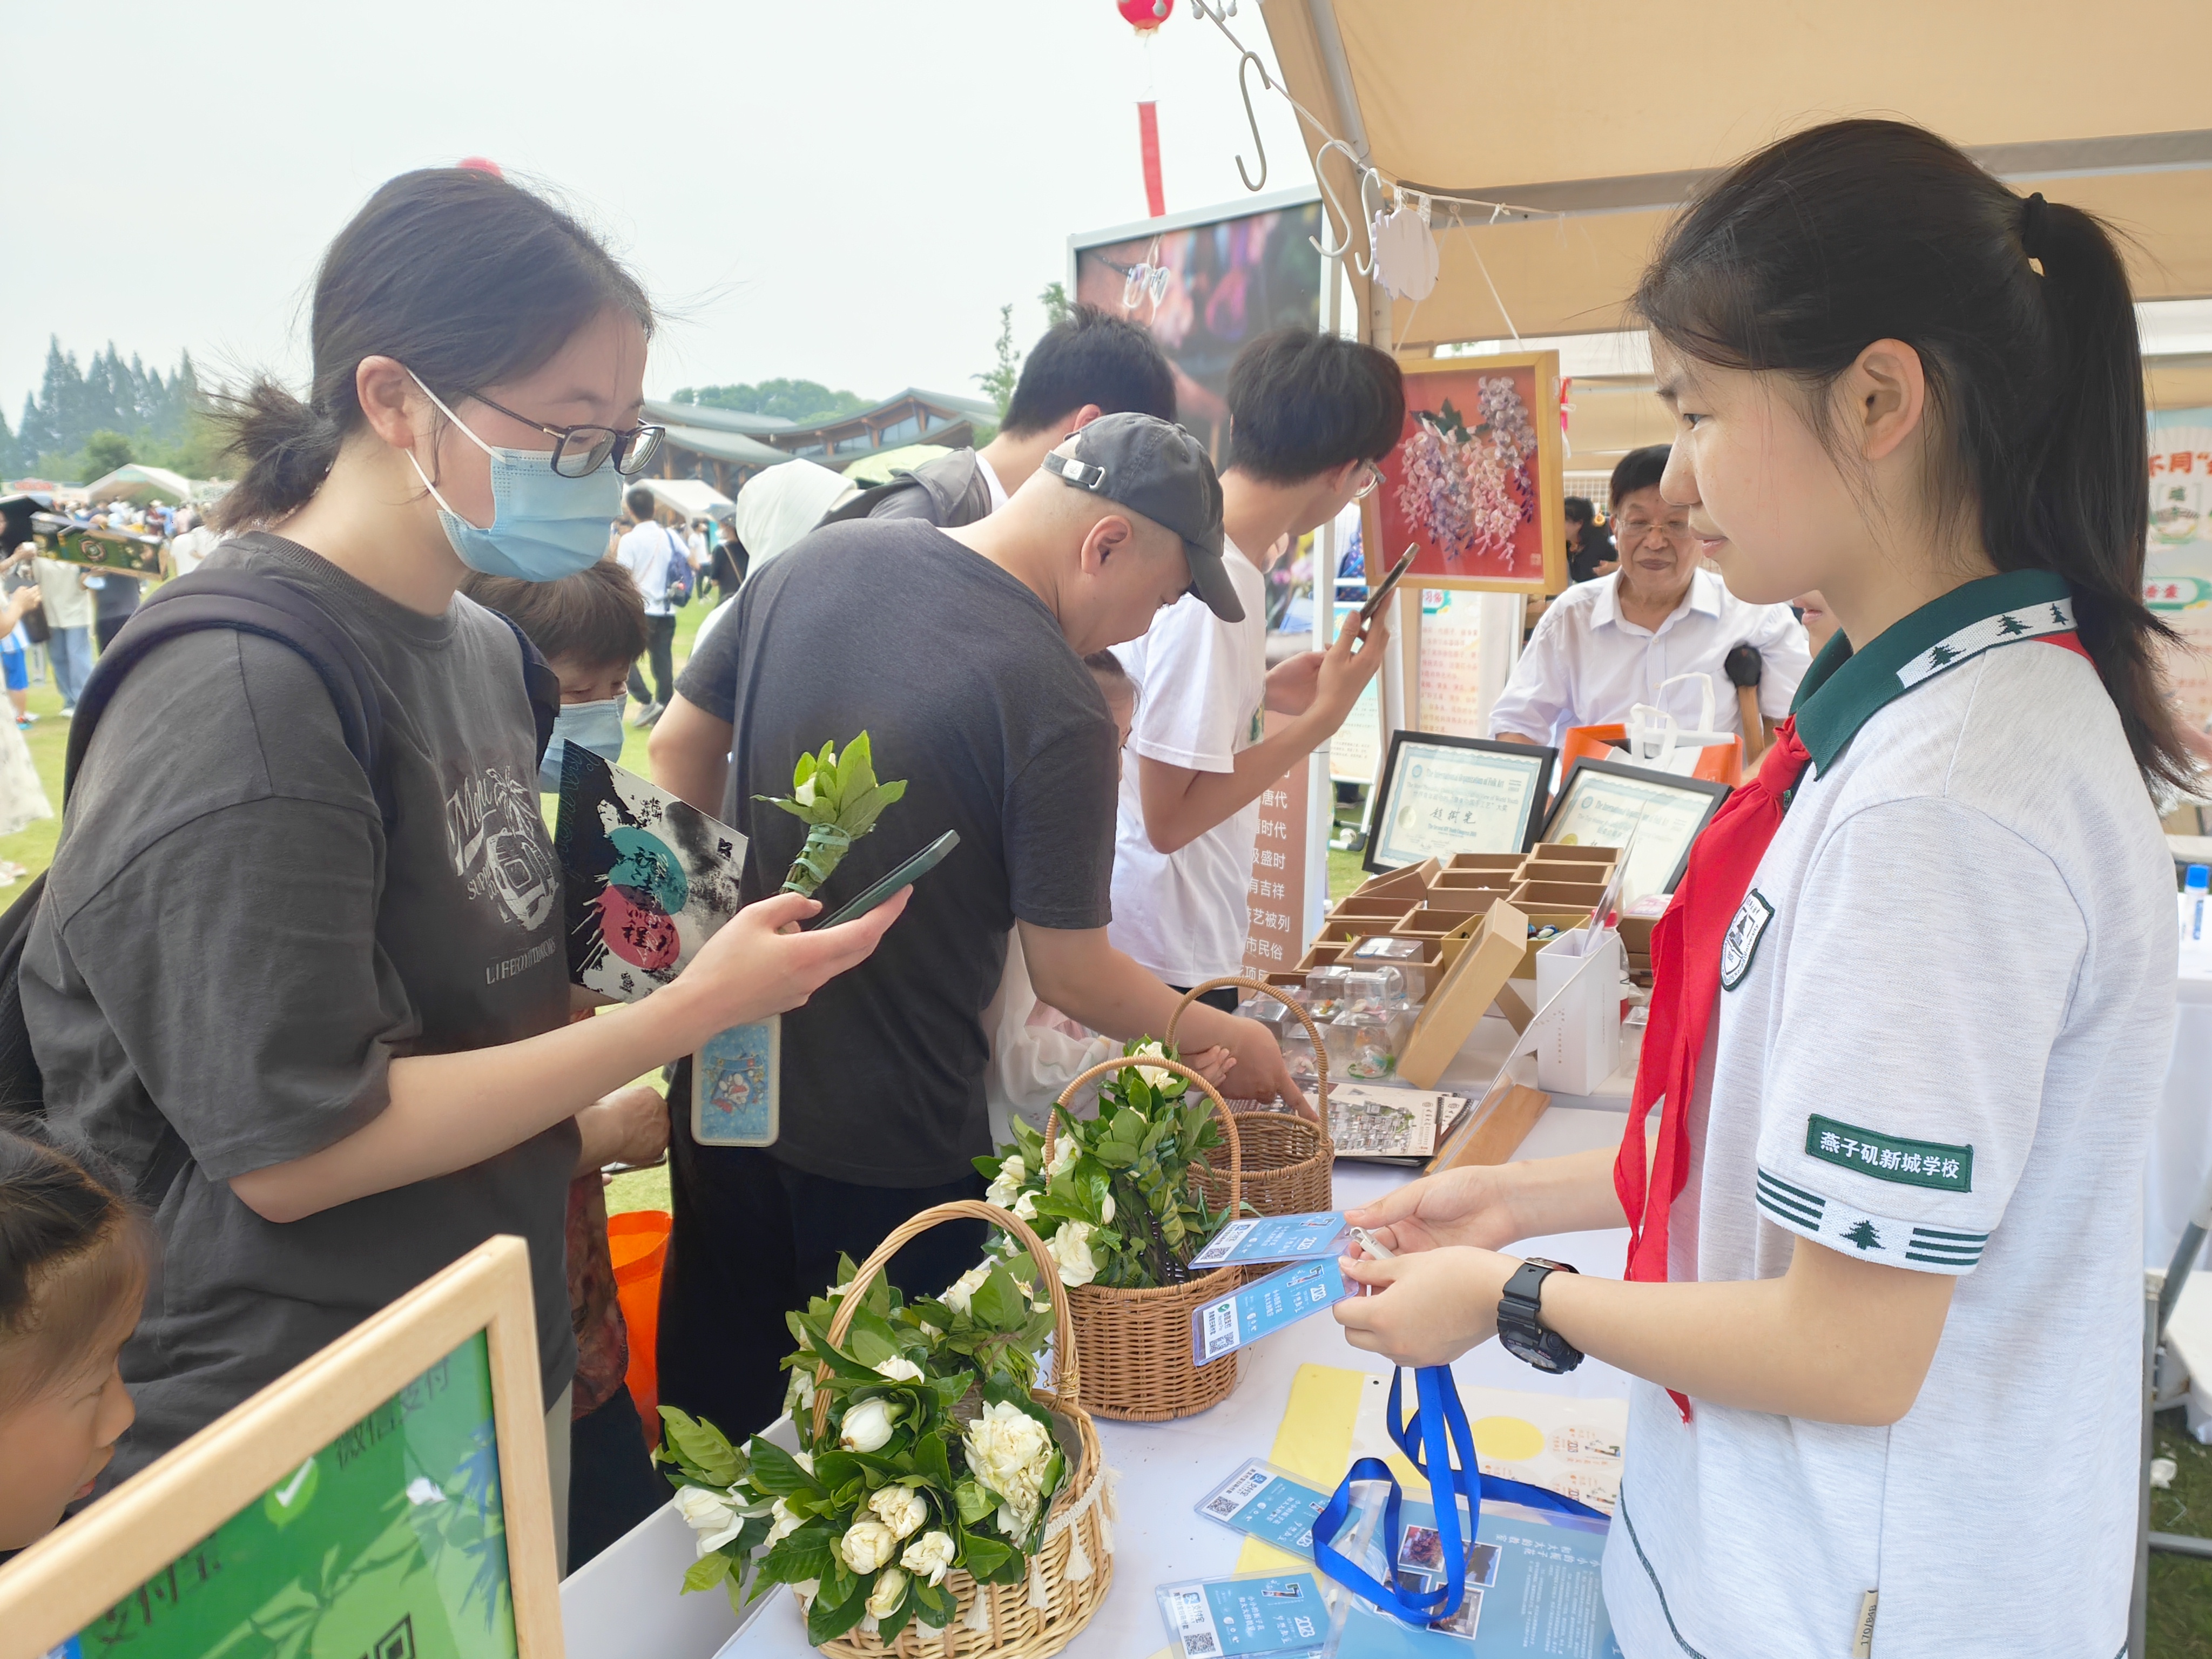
[1719, 889, 1774, 990]
[1804, 1114, 1972, 1191]
[1755, 1164, 1988, 1274]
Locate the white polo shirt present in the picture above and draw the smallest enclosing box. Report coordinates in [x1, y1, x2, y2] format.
[1602, 570, 2175, 1659]
[1488, 568, 1809, 745]
[1108, 548, 1270, 987]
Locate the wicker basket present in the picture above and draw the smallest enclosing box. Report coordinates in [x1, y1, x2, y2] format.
[1170, 977, 1335, 1218]
[1046, 1057, 1247, 1422]
[808, 1201, 1111, 1659]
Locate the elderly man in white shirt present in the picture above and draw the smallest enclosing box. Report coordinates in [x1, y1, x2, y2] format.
[1491, 445, 1809, 751]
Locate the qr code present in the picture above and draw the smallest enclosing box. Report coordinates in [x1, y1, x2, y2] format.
[1185, 1632, 1219, 1658]
[1201, 1302, 1240, 1361]
[1196, 1219, 1257, 1265]
[1203, 1466, 1271, 1518]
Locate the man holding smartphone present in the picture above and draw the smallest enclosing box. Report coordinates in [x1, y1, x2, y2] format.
[1109, 329, 1402, 1009]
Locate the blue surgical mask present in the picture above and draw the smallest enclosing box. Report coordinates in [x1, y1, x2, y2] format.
[406, 372, 621, 582]
[539, 696, 628, 793]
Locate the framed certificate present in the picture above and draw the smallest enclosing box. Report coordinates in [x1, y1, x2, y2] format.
[1364, 732, 1557, 873]
[1541, 758, 1730, 902]
[0, 1237, 564, 1659]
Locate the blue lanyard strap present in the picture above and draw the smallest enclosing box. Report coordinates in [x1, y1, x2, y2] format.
[1311, 1367, 1604, 1627]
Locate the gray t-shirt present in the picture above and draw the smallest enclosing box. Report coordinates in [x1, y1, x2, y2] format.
[25, 532, 575, 1482]
[677, 518, 1117, 1185]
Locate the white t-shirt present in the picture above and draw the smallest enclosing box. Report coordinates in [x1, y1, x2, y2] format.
[1602, 575, 2175, 1659]
[616, 521, 678, 617]
[975, 451, 1010, 515]
[168, 524, 220, 577]
[1109, 549, 1270, 987]
[1489, 568, 1809, 745]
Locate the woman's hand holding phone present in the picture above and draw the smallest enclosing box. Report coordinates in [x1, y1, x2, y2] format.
[663, 888, 909, 1049]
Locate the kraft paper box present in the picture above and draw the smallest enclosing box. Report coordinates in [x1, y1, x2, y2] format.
[1513, 878, 1609, 911]
[1443, 852, 1527, 877]
[1296, 941, 1347, 972]
[1398, 899, 1527, 1089]
[1533, 928, 1627, 1096]
[1350, 858, 1438, 902]
[1345, 933, 1442, 997]
[1529, 842, 1620, 868]
[1328, 895, 1419, 923]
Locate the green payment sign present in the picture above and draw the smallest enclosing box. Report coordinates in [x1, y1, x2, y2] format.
[51, 1333, 517, 1659]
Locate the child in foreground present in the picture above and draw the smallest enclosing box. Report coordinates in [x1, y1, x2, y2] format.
[0, 1128, 147, 1552]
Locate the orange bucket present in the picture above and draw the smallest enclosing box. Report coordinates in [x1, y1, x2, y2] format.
[1559, 723, 1743, 789]
[608, 1209, 671, 1437]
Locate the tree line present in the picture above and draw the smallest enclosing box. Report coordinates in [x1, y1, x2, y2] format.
[3, 338, 226, 484]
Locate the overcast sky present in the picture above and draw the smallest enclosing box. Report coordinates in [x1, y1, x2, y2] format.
[1, 0, 1316, 423]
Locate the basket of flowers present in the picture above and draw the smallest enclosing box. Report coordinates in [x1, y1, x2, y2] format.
[656, 1202, 1111, 1659]
[978, 1045, 1247, 1422]
[1171, 977, 1336, 1218]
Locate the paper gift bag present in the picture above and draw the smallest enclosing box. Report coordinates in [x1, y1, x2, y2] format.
[1532, 928, 1625, 1096]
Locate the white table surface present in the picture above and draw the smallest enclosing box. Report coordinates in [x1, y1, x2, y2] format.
[571, 1107, 1634, 1659]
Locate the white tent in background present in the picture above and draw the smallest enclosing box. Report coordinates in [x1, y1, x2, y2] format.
[636, 477, 734, 522]
[82, 464, 195, 505]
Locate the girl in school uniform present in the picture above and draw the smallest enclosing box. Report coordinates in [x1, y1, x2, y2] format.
[1335, 118, 2187, 1659]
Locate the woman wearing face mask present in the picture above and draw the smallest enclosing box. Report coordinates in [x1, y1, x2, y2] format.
[20, 169, 906, 1549]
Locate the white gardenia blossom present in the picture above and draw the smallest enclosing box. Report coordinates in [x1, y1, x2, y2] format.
[840, 1398, 895, 1453]
[1047, 1220, 1099, 1289]
[964, 1399, 1056, 1539]
[984, 1155, 1027, 1211]
[1130, 1040, 1173, 1088]
[1047, 1138, 1079, 1179]
[796, 774, 818, 807]
[865, 1566, 909, 1620]
[874, 1355, 925, 1382]
[868, 1483, 929, 1539]
[901, 1529, 956, 1586]
[943, 1262, 993, 1317]
[1013, 1191, 1039, 1221]
[1101, 1192, 1116, 1224]
[672, 1485, 746, 1556]
[794, 1451, 815, 1475]
[840, 1519, 900, 1574]
[785, 1368, 817, 1413]
[765, 1498, 802, 1548]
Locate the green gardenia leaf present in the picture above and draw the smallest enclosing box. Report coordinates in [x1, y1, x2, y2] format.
[959, 1530, 1013, 1580]
[756, 1524, 837, 1588]
[745, 1437, 820, 1497]
[970, 1264, 1030, 1330]
[808, 1583, 872, 1645]
[659, 1407, 741, 1487]
[683, 1552, 733, 1594]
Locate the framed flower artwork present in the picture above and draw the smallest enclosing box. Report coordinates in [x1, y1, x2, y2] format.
[1365, 350, 1566, 594]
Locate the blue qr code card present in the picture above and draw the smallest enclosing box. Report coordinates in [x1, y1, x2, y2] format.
[1192, 1257, 1351, 1365]
[1190, 1212, 1348, 1269]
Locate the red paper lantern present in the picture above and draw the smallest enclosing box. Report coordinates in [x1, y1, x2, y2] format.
[1118, 0, 1171, 31]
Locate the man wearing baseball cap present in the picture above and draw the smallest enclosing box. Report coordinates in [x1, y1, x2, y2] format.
[1110, 329, 1402, 1009]
[647, 410, 1305, 1445]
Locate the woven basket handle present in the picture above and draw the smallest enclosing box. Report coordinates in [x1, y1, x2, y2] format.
[809, 1199, 1077, 1439]
[1046, 1054, 1243, 1212]
[1166, 975, 1331, 1122]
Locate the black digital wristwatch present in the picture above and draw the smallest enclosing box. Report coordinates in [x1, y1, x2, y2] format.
[1496, 1257, 1583, 1374]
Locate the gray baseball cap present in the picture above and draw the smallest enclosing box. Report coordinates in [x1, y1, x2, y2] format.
[1038, 412, 1241, 623]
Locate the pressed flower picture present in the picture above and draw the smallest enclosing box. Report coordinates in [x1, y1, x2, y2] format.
[1373, 356, 1563, 592]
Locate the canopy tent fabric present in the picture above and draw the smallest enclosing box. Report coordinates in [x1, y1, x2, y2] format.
[82, 463, 197, 504]
[1257, 0, 2212, 352]
[636, 477, 734, 521]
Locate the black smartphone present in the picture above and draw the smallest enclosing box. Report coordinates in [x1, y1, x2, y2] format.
[1357, 544, 1418, 624]
[812, 830, 961, 928]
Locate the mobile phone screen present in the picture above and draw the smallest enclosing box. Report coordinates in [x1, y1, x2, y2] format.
[1357, 545, 1417, 623]
[812, 830, 961, 929]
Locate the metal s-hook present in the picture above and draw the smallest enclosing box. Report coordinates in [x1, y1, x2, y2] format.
[1233, 51, 1270, 191]
[1309, 138, 1362, 261]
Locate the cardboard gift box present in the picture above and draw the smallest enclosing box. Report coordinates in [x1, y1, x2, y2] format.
[1398, 899, 1527, 1089]
[1528, 842, 1621, 869]
[1443, 852, 1528, 878]
[1345, 933, 1443, 997]
[1328, 895, 1420, 925]
[1348, 859, 1439, 903]
[1512, 878, 1610, 911]
[1296, 941, 1348, 972]
[1533, 927, 1627, 1096]
[1516, 908, 1597, 975]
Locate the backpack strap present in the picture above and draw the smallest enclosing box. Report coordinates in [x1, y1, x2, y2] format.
[487, 608, 562, 765]
[65, 570, 389, 818]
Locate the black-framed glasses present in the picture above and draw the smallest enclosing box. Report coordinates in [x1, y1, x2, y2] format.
[469, 390, 666, 478]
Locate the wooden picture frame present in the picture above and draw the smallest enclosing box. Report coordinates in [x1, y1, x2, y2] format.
[1363, 730, 1557, 873]
[0, 1235, 562, 1659]
[1540, 757, 1731, 903]
[1363, 350, 1566, 595]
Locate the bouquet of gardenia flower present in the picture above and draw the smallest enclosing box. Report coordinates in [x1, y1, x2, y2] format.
[657, 1245, 1069, 1647]
[757, 731, 907, 898]
[974, 1038, 1238, 1291]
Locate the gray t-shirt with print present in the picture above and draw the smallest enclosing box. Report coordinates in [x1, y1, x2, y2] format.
[25, 533, 576, 1482]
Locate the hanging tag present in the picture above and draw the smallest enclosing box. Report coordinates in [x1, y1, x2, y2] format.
[1195, 1459, 1334, 1555]
[1852, 1590, 1878, 1659]
[1157, 1570, 1345, 1659]
[1191, 1212, 1348, 1269]
[1192, 1259, 1351, 1365]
